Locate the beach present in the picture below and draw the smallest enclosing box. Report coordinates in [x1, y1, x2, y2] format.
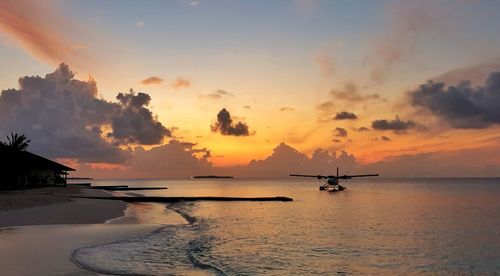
[0, 186, 162, 275]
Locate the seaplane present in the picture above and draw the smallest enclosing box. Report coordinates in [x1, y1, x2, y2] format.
[290, 167, 379, 192]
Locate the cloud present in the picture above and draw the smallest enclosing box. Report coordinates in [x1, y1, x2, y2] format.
[367, 0, 447, 82]
[141, 76, 163, 85]
[333, 127, 348, 137]
[243, 105, 251, 109]
[332, 139, 341, 143]
[381, 135, 391, 141]
[0, 64, 170, 163]
[371, 116, 420, 134]
[205, 89, 234, 100]
[109, 90, 171, 144]
[136, 21, 145, 28]
[331, 83, 382, 103]
[315, 101, 335, 123]
[334, 111, 358, 120]
[432, 57, 500, 85]
[356, 127, 370, 132]
[280, 107, 295, 112]
[172, 78, 191, 89]
[409, 71, 500, 129]
[231, 143, 357, 177]
[0, 0, 87, 66]
[211, 108, 252, 136]
[74, 139, 215, 178]
[314, 47, 336, 77]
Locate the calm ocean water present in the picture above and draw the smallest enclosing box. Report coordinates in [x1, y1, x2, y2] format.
[72, 178, 500, 275]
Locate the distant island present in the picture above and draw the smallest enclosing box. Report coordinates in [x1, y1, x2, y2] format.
[192, 175, 234, 179]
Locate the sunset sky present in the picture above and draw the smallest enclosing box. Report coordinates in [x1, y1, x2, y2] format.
[1, 0, 500, 178]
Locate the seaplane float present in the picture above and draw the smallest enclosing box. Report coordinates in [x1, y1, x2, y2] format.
[290, 167, 379, 192]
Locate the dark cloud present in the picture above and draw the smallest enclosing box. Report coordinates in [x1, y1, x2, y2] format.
[356, 127, 370, 132]
[0, 64, 170, 163]
[332, 139, 342, 143]
[205, 89, 234, 100]
[171, 78, 191, 89]
[333, 127, 348, 137]
[371, 116, 419, 134]
[109, 90, 171, 145]
[243, 105, 251, 109]
[381, 136, 391, 141]
[280, 107, 294, 112]
[409, 71, 500, 129]
[211, 108, 252, 136]
[334, 111, 358, 120]
[141, 76, 163, 85]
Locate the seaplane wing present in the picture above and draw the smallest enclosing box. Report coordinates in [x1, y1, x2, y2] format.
[345, 174, 379, 178]
[289, 174, 327, 179]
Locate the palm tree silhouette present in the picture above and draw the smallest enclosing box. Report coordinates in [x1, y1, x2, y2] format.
[6, 133, 31, 151]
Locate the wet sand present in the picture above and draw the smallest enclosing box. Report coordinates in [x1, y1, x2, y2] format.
[0, 224, 161, 275]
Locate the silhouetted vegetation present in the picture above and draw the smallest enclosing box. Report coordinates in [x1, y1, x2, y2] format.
[6, 132, 31, 151]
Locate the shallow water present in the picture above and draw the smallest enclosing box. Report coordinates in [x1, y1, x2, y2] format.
[73, 178, 500, 275]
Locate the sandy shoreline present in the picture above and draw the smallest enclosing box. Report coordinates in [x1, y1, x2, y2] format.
[0, 186, 127, 227]
[0, 186, 170, 275]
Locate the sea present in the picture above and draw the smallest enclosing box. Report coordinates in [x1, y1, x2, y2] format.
[71, 178, 500, 275]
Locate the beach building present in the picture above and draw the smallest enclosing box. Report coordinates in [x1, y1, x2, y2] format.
[0, 146, 74, 189]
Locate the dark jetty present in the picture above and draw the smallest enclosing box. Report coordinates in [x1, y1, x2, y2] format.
[66, 195, 293, 202]
[193, 175, 234, 179]
[67, 183, 92, 186]
[88, 185, 128, 190]
[86, 185, 168, 191]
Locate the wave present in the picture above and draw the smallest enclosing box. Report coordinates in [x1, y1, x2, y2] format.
[71, 202, 227, 275]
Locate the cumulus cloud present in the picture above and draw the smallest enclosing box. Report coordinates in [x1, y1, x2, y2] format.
[0, 0, 88, 66]
[141, 76, 163, 85]
[74, 139, 215, 178]
[172, 78, 191, 89]
[205, 89, 234, 100]
[409, 71, 500, 129]
[371, 116, 420, 134]
[109, 90, 171, 144]
[0, 64, 170, 163]
[333, 127, 348, 137]
[211, 108, 252, 136]
[334, 111, 357, 120]
[232, 143, 358, 177]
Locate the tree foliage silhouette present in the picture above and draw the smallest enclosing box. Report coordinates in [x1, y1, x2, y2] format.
[6, 133, 31, 151]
